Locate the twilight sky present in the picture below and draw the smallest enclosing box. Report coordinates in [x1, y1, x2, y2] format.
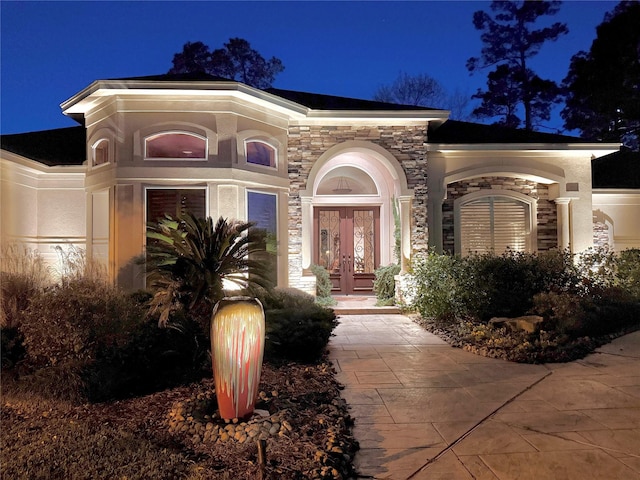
[1, 1, 617, 135]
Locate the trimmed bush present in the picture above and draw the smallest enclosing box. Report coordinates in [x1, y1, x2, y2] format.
[263, 287, 338, 363]
[406, 250, 581, 323]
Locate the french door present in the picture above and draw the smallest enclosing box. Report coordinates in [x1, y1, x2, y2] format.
[314, 207, 380, 294]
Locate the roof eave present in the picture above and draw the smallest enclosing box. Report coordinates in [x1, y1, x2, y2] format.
[60, 79, 447, 122]
[428, 143, 621, 153]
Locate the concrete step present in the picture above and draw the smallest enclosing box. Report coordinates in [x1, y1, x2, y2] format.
[331, 295, 401, 315]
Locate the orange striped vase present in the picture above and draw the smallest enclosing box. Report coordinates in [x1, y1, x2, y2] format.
[210, 297, 265, 421]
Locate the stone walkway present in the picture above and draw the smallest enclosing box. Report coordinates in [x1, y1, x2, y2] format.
[328, 311, 640, 480]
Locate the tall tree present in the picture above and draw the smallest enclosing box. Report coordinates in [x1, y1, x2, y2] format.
[561, 1, 640, 148]
[169, 37, 284, 89]
[373, 72, 474, 120]
[467, 1, 568, 130]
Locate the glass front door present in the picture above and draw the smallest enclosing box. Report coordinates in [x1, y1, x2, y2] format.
[315, 207, 379, 294]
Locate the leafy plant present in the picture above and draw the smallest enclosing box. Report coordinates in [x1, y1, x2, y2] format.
[251, 286, 339, 363]
[144, 213, 271, 327]
[309, 264, 336, 306]
[373, 264, 400, 305]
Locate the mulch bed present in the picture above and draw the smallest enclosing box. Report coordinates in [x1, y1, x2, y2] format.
[1, 361, 359, 480]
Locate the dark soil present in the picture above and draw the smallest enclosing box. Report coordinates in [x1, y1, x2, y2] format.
[1, 361, 359, 480]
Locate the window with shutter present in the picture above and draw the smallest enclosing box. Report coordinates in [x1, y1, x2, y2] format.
[146, 189, 206, 224]
[459, 196, 530, 255]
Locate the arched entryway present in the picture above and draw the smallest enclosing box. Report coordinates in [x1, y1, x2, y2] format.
[300, 141, 411, 295]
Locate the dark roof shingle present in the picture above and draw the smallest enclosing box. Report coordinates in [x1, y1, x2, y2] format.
[428, 119, 593, 144]
[1, 126, 86, 166]
[592, 148, 640, 189]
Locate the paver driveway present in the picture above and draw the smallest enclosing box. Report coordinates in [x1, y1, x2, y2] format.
[329, 313, 640, 480]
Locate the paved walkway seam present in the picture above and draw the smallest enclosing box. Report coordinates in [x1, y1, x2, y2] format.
[405, 371, 553, 480]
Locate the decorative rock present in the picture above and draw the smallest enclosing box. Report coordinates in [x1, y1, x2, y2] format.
[489, 315, 544, 333]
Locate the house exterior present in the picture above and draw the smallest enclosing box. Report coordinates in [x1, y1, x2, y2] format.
[1, 73, 638, 295]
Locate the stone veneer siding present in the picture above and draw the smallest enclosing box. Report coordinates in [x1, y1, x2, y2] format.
[442, 176, 557, 253]
[286, 124, 428, 290]
[593, 217, 610, 248]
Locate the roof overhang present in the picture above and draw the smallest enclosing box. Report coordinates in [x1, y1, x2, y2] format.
[61, 79, 447, 124]
[428, 143, 620, 156]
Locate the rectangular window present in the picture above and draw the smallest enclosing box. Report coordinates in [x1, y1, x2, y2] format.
[247, 191, 277, 285]
[146, 188, 206, 224]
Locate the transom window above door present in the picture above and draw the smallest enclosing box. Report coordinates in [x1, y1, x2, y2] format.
[145, 132, 207, 160]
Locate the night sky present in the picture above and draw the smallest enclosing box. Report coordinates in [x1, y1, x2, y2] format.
[1, 1, 616, 135]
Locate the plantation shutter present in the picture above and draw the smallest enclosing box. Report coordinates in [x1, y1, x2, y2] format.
[146, 189, 206, 223]
[492, 199, 527, 253]
[460, 197, 528, 255]
[460, 199, 492, 255]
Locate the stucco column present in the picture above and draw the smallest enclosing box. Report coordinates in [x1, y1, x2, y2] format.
[301, 196, 313, 270]
[398, 195, 413, 273]
[555, 198, 571, 251]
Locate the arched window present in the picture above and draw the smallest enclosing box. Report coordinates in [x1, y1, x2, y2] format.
[456, 193, 535, 255]
[145, 132, 207, 160]
[245, 140, 276, 168]
[93, 139, 109, 166]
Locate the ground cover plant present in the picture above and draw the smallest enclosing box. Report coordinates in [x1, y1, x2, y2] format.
[1, 218, 355, 479]
[404, 248, 640, 363]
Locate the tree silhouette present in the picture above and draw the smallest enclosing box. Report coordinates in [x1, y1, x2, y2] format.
[374, 72, 474, 120]
[467, 1, 568, 130]
[561, 1, 640, 149]
[169, 38, 284, 89]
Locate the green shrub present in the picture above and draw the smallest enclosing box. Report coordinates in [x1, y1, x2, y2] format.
[86, 315, 210, 402]
[532, 288, 640, 338]
[614, 249, 640, 299]
[468, 250, 578, 320]
[577, 247, 640, 299]
[259, 286, 316, 311]
[310, 264, 336, 306]
[531, 291, 591, 334]
[406, 250, 580, 322]
[373, 264, 400, 305]
[406, 251, 479, 321]
[264, 288, 338, 363]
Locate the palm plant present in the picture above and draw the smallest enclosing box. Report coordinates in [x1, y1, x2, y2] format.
[145, 213, 271, 327]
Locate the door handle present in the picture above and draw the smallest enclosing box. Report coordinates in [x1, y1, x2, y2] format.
[342, 255, 346, 272]
[348, 255, 351, 272]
